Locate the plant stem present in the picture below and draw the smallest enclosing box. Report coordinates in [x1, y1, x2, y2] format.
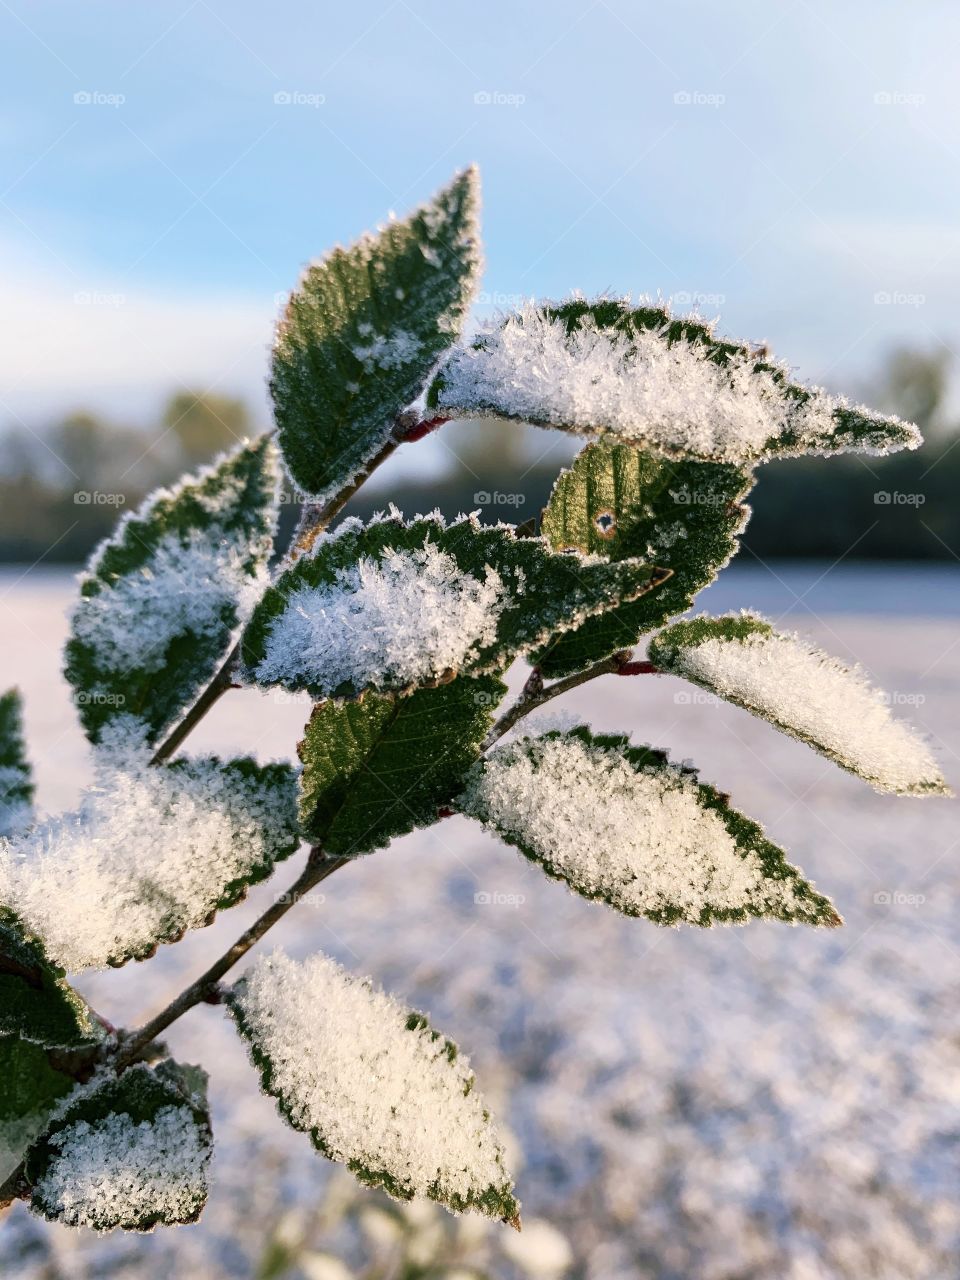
[149, 645, 239, 765]
[115, 850, 351, 1067]
[482, 653, 659, 752]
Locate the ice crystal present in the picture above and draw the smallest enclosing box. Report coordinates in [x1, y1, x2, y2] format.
[460, 731, 833, 926]
[652, 615, 948, 796]
[230, 950, 518, 1219]
[435, 301, 921, 463]
[0, 751, 298, 971]
[32, 1105, 209, 1231]
[254, 543, 506, 694]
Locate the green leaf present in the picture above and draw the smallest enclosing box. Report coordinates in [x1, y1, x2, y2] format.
[272, 167, 481, 501]
[25, 1060, 213, 1231]
[228, 950, 520, 1223]
[299, 673, 506, 854]
[0, 1038, 78, 1190]
[0, 689, 33, 837]
[458, 726, 840, 928]
[240, 511, 669, 701]
[532, 441, 753, 677]
[0, 910, 99, 1047]
[649, 614, 949, 796]
[64, 435, 280, 746]
[430, 298, 922, 463]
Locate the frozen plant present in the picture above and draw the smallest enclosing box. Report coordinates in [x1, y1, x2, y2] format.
[0, 166, 949, 1237]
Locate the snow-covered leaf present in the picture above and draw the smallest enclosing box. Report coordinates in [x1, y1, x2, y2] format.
[24, 1060, 212, 1232]
[0, 910, 99, 1047]
[228, 949, 519, 1223]
[649, 614, 949, 796]
[240, 510, 669, 701]
[458, 727, 839, 928]
[430, 299, 922, 464]
[0, 1037, 78, 1191]
[532, 441, 752, 677]
[64, 435, 280, 746]
[0, 751, 300, 972]
[273, 168, 481, 502]
[299, 674, 506, 854]
[0, 689, 33, 837]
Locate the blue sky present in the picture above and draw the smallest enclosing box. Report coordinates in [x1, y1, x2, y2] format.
[2, 0, 959, 438]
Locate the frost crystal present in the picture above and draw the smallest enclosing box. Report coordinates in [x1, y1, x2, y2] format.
[230, 950, 518, 1219]
[651, 616, 948, 796]
[0, 752, 298, 971]
[460, 731, 834, 926]
[71, 529, 267, 676]
[254, 543, 506, 694]
[32, 1104, 209, 1231]
[435, 301, 921, 464]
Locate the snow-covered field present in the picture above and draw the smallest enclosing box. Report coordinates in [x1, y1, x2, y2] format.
[1, 564, 958, 1279]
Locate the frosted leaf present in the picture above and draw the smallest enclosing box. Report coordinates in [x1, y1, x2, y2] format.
[0, 689, 33, 838]
[532, 440, 753, 677]
[458, 728, 839, 928]
[273, 167, 481, 503]
[241, 509, 669, 700]
[649, 614, 949, 797]
[0, 750, 300, 971]
[298, 673, 506, 854]
[65, 435, 280, 745]
[255, 543, 505, 695]
[0, 910, 99, 1047]
[228, 949, 519, 1222]
[26, 1061, 212, 1232]
[0, 1039, 77, 1187]
[431, 299, 921, 464]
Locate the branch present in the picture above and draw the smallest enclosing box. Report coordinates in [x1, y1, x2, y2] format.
[114, 849, 352, 1068]
[482, 653, 659, 752]
[147, 412, 449, 763]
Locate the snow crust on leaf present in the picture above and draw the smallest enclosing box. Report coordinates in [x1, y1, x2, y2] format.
[229, 949, 519, 1222]
[241, 508, 668, 701]
[0, 690, 33, 838]
[650, 614, 948, 796]
[31, 1103, 209, 1232]
[433, 299, 921, 464]
[255, 543, 506, 695]
[71, 529, 267, 677]
[0, 749, 299, 972]
[459, 729, 838, 927]
[65, 435, 279, 745]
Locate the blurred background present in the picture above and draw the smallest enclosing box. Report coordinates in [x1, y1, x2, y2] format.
[1, 2, 958, 1277]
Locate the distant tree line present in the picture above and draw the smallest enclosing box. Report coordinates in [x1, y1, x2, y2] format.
[0, 349, 957, 564]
